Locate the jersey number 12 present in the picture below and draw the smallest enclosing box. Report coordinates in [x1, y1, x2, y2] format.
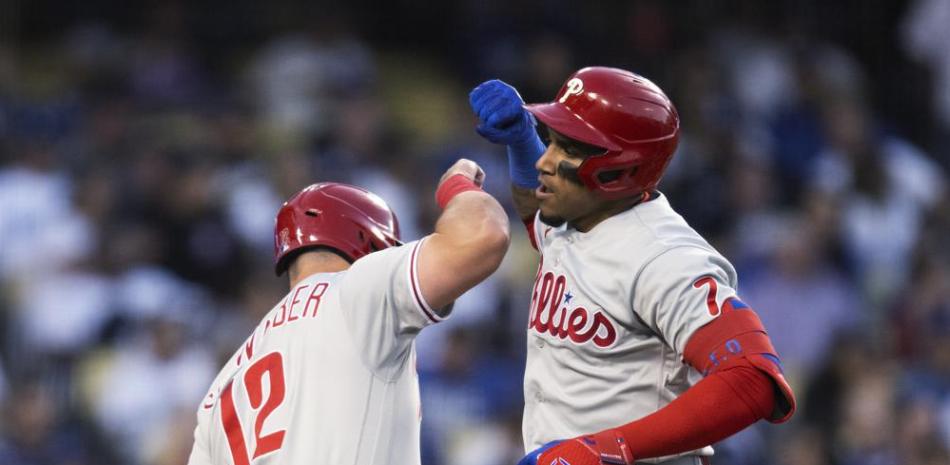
[220, 351, 287, 465]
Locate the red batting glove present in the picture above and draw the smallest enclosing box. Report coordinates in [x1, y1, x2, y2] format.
[536, 430, 634, 465]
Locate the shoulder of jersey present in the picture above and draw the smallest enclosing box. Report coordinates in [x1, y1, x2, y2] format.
[585, 197, 713, 256]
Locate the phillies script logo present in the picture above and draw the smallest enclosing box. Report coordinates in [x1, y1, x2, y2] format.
[529, 268, 617, 348]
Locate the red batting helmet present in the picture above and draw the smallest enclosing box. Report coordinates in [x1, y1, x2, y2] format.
[273, 182, 402, 275]
[525, 66, 680, 199]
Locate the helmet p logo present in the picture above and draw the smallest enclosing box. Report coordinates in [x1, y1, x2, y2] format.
[559, 78, 584, 103]
[279, 228, 291, 253]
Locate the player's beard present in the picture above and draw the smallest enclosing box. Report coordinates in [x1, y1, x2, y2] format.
[538, 212, 566, 227]
[538, 162, 585, 228]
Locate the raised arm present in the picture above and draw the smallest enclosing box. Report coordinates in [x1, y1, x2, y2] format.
[416, 159, 511, 310]
[469, 80, 545, 222]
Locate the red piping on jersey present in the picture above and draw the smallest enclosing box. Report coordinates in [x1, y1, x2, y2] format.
[409, 240, 440, 323]
[524, 213, 539, 250]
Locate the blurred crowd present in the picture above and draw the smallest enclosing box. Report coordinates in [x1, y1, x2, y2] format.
[1, 1, 949, 465]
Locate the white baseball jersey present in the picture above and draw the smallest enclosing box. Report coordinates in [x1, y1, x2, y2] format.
[188, 239, 448, 465]
[523, 193, 738, 464]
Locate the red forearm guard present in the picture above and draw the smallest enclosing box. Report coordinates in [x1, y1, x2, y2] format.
[683, 297, 796, 422]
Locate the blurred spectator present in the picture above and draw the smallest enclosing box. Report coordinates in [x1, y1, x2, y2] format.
[221, 161, 283, 252]
[325, 94, 425, 240]
[725, 157, 783, 263]
[896, 398, 950, 465]
[0, 381, 95, 465]
[837, 367, 901, 465]
[662, 44, 753, 243]
[248, 16, 375, 139]
[902, 0, 950, 160]
[0, 360, 6, 403]
[12, 266, 113, 359]
[419, 327, 524, 465]
[740, 215, 862, 379]
[771, 426, 833, 465]
[894, 246, 950, 367]
[81, 310, 215, 463]
[767, 43, 868, 201]
[714, 25, 798, 122]
[0, 144, 93, 281]
[141, 408, 198, 465]
[449, 415, 525, 465]
[811, 94, 946, 310]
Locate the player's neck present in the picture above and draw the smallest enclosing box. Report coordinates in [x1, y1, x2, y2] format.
[569, 191, 650, 232]
[288, 251, 351, 288]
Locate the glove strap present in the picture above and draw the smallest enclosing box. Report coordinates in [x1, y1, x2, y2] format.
[588, 430, 635, 465]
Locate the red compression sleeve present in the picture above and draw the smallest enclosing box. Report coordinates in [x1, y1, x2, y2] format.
[610, 363, 775, 459]
[436, 174, 482, 209]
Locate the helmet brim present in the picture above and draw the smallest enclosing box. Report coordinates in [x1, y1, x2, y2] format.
[525, 102, 621, 153]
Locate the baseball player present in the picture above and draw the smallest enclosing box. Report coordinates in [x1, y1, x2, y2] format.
[187, 159, 509, 465]
[469, 67, 796, 465]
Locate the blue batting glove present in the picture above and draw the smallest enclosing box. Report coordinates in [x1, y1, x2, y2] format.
[469, 79, 537, 146]
[516, 440, 564, 465]
[469, 79, 546, 188]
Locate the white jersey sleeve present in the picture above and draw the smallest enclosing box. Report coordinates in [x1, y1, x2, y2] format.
[187, 415, 213, 465]
[337, 238, 450, 378]
[632, 245, 740, 355]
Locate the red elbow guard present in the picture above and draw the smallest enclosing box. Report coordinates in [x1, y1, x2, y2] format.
[684, 298, 796, 423]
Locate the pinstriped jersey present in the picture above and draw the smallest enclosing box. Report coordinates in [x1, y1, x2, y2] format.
[187, 239, 447, 465]
[523, 194, 739, 463]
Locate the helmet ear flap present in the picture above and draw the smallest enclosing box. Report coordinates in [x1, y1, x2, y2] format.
[577, 151, 650, 198]
[596, 168, 628, 184]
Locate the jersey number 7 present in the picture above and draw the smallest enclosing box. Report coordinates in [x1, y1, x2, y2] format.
[693, 276, 721, 316]
[220, 352, 287, 465]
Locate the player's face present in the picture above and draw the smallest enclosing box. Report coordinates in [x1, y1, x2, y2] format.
[534, 131, 611, 231]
